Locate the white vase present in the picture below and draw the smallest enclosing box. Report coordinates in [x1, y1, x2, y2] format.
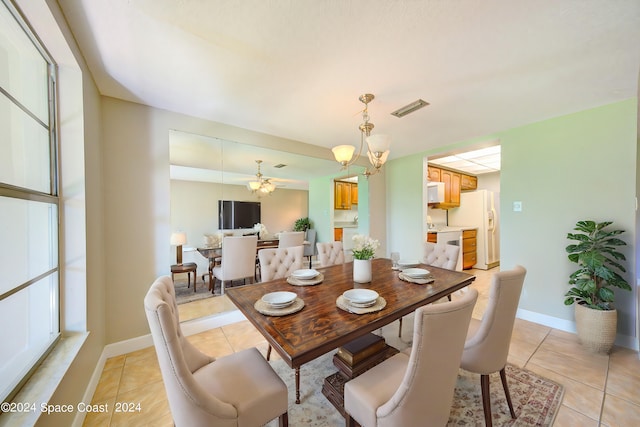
[353, 259, 372, 283]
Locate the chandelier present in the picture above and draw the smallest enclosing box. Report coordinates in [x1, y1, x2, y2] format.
[332, 93, 391, 177]
[247, 160, 276, 196]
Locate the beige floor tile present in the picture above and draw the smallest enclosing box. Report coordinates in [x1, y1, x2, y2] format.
[600, 393, 640, 427]
[122, 345, 157, 365]
[82, 397, 115, 427]
[553, 405, 599, 426]
[111, 380, 171, 427]
[118, 355, 163, 395]
[103, 355, 126, 371]
[91, 366, 123, 403]
[188, 328, 235, 358]
[526, 362, 603, 421]
[606, 346, 640, 406]
[529, 331, 608, 390]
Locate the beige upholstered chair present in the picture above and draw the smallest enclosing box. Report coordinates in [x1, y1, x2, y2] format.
[316, 241, 345, 267]
[278, 231, 305, 248]
[344, 289, 478, 427]
[423, 241, 460, 270]
[258, 245, 304, 282]
[460, 265, 527, 427]
[212, 235, 258, 294]
[144, 276, 288, 427]
[398, 241, 461, 337]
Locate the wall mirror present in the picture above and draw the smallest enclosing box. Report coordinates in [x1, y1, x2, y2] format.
[169, 130, 368, 322]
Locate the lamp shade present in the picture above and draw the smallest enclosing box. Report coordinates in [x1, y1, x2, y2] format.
[332, 145, 356, 163]
[366, 134, 391, 153]
[247, 181, 261, 191]
[170, 232, 187, 246]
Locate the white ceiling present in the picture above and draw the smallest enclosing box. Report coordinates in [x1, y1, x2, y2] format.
[58, 0, 640, 162]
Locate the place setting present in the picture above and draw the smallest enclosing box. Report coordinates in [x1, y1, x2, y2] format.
[286, 268, 324, 286]
[254, 291, 305, 316]
[336, 288, 386, 314]
[398, 267, 435, 285]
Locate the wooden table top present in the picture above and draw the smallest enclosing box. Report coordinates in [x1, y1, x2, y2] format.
[225, 258, 475, 369]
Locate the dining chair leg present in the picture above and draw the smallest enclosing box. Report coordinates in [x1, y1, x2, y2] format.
[481, 374, 492, 427]
[346, 415, 358, 427]
[266, 345, 272, 361]
[398, 317, 403, 337]
[278, 412, 288, 427]
[500, 367, 516, 419]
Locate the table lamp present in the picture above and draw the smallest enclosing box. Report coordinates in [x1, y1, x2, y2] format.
[170, 232, 187, 265]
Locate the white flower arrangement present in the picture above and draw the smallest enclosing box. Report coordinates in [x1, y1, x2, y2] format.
[352, 234, 380, 260]
[254, 223, 268, 238]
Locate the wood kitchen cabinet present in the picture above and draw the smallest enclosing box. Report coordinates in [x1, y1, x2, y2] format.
[350, 183, 358, 205]
[334, 181, 352, 210]
[462, 229, 477, 270]
[426, 232, 437, 243]
[461, 174, 477, 191]
[427, 165, 477, 209]
[334, 228, 343, 242]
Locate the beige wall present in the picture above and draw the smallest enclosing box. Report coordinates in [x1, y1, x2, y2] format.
[171, 179, 308, 272]
[100, 97, 360, 343]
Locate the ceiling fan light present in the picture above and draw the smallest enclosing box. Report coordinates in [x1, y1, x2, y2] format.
[366, 134, 391, 153]
[332, 145, 356, 164]
[248, 181, 261, 190]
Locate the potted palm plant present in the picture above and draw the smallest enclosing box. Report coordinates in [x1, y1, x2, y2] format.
[293, 217, 311, 232]
[565, 220, 631, 353]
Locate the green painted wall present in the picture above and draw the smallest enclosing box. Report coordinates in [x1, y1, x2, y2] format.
[500, 99, 637, 336]
[386, 99, 638, 339]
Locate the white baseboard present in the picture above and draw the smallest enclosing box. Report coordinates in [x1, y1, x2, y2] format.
[73, 310, 246, 426]
[517, 308, 639, 351]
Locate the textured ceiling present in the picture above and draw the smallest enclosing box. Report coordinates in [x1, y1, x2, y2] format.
[58, 0, 640, 161]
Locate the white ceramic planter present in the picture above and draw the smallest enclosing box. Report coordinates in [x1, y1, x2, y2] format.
[353, 259, 372, 283]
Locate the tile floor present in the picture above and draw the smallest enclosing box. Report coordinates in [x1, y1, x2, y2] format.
[84, 268, 640, 426]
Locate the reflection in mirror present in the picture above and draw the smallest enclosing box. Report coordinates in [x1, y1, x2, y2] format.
[169, 130, 368, 322]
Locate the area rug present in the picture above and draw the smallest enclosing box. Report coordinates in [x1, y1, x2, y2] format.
[173, 279, 215, 305]
[266, 351, 564, 426]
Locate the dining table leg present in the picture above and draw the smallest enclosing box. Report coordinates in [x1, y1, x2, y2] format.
[295, 367, 300, 404]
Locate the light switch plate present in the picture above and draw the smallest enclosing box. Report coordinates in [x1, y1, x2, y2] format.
[513, 201, 522, 212]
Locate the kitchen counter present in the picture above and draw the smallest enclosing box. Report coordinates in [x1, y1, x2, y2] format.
[334, 222, 358, 228]
[427, 226, 476, 233]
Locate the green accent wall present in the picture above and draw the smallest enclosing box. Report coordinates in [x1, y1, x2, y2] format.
[386, 99, 638, 338]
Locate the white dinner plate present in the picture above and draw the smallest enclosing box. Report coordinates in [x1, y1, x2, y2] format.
[262, 291, 297, 307]
[348, 299, 378, 308]
[402, 268, 431, 278]
[291, 269, 320, 280]
[398, 260, 420, 268]
[343, 289, 379, 304]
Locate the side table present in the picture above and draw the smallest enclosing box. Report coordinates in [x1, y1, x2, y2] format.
[171, 263, 198, 292]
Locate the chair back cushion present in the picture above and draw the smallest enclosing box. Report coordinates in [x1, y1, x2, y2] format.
[144, 276, 237, 425]
[278, 231, 305, 248]
[258, 245, 304, 282]
[461, 265, 527, 373]
[316, 241, 345, 267]
[423, 242, 459, 270]
[218, 235, 258, 281]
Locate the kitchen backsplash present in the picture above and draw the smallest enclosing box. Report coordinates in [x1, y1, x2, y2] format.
[334, 209, 358, 223]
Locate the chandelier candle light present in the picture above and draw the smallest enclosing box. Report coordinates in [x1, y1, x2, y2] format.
[352, 234, 380, 283]
[332, 94, 391, 177]
[247, 160, 276, 196]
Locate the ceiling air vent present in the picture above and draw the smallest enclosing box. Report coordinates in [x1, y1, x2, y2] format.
[273, 164, 287, 168]
[391, 99, 429, 118]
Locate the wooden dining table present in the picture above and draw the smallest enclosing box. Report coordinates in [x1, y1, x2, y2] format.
[225, 257, 476, 404]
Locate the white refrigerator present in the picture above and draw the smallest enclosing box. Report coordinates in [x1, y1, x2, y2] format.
[448, 190, 500, 270]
